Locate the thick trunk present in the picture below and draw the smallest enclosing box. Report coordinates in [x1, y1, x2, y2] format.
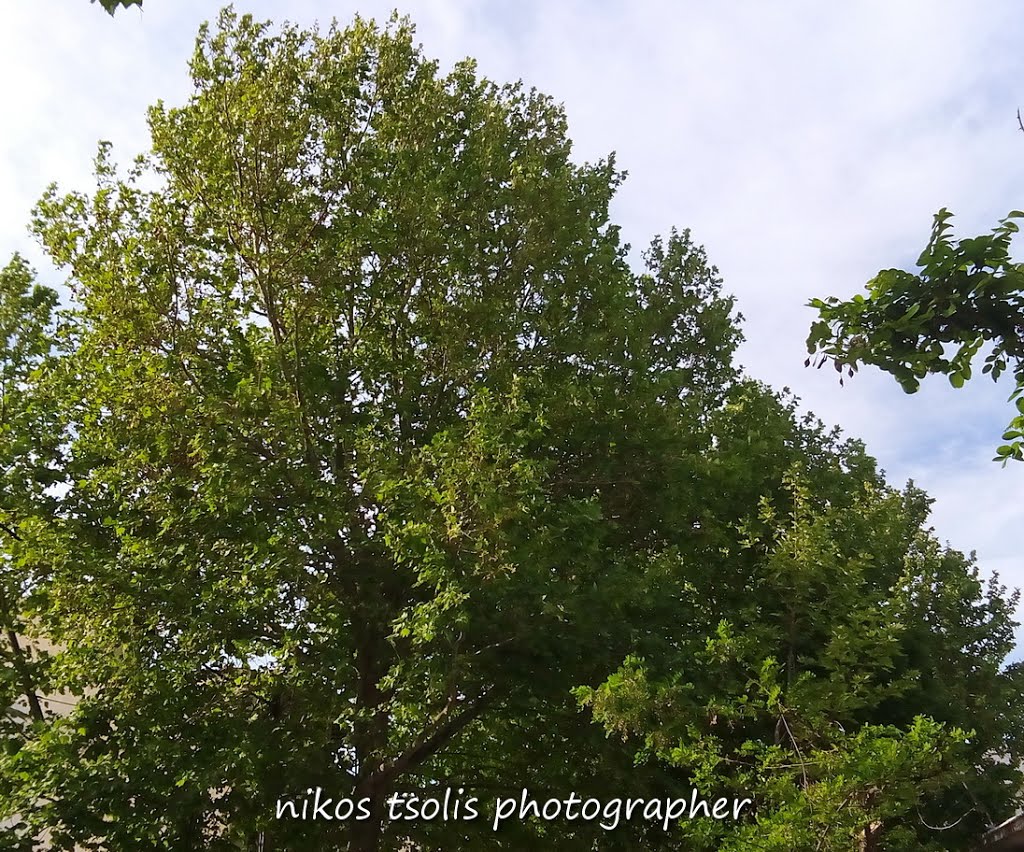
[859, 820, 881, 851]
[350, 608, 392, 852]
[349, 779, 386, 852]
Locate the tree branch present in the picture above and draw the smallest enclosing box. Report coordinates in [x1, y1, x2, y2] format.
[381, 688, 495, 784]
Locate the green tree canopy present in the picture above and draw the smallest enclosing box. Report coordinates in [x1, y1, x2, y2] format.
[0, 256, 62, 735]
[580, 380, 1024, 850]
[1, 9, 742, 850]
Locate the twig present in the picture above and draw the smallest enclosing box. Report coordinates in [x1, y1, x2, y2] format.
[778, 709, 810, 791]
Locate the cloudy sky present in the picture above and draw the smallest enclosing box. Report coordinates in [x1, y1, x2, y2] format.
[2, 1, 1022, 641]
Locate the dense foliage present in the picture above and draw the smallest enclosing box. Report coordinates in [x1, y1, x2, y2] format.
[1, 9, 1021, 851]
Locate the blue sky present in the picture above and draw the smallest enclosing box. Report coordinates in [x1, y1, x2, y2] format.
[2, 0, 1023, 642]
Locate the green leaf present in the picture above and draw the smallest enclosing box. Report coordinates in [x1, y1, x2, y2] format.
[93, 0, 142, 13]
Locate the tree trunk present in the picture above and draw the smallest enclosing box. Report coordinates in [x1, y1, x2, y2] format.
[859, 819, 881, 850]
[349, 778, 385, 852]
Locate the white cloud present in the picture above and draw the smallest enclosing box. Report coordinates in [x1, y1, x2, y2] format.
[2, 0, 1022, 636]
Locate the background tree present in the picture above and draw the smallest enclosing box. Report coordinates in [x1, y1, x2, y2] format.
[580, 382, 1024, 850]
[0, 256, 62, 731]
